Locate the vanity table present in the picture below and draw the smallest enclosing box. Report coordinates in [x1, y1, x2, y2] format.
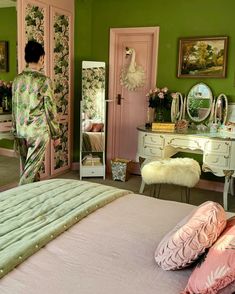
[0, 114, 13, 140]
[137, 126, 235, 210]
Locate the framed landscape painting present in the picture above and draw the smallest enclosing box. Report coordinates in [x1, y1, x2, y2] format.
[177, 36, 228, 78]
[0, 41, 9, 72]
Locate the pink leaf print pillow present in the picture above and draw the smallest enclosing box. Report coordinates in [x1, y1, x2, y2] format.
[183, 217, 235, 294]
[155, 201, 226, 271]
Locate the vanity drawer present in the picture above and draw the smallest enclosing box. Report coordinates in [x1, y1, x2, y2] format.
[167, 137, 202, 150]
[143, 145, 163, 157]
[205, 140, 231, 154]
[204, 153, 229, 168]
[143, 134, 164, 146]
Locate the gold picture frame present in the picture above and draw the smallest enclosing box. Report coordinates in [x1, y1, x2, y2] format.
[177, 36, 228, 78]
[0, 41, 9, 72]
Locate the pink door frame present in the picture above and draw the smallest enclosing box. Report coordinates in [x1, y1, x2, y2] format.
[107, 27, 159, 172]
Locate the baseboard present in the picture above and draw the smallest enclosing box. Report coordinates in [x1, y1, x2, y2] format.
[0, 181, 18, 192]
[72, 161, 224, 192]
[195, 179, 224, 193]
[0, 148, 17, 157]
[71, 162, 79, 170]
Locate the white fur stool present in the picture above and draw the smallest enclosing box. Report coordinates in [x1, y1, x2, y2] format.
[139, 158, 201, 202]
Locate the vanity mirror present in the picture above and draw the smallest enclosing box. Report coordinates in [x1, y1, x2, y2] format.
[80, 61, 106, 179]
[171, 92, 183, 122]
[186, 82, 213, 123]
[214, 93, 228, 125]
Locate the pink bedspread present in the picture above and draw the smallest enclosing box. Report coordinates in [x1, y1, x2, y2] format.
[0, 194, 234, 294]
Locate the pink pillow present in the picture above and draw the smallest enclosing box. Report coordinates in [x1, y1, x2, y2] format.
[82, 120, 93, 132]
[91, 123, 104, 132]
[155, 201, 226, 271]
[183, 217, 235, 294]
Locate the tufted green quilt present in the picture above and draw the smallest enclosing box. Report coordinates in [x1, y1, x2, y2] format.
[0, 179, 131, 278]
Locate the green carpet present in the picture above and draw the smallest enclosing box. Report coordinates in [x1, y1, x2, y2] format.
[0, 155, 20, 186]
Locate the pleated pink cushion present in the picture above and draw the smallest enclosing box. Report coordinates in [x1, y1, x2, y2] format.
[183, 217, 235, 294]
[155, 201, 226, 271]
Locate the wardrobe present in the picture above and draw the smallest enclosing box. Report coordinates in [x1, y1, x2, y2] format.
[17, 0, 74, 178]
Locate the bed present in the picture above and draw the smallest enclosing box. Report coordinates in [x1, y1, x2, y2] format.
[0, 179, 234, 294]
[82, 131, 104, 152]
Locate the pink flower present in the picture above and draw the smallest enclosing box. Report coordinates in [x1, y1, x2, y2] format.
[161, 87, 168, 93]
[146, 89, 153, 97]
[158, 92, 164, 99]
[171, 93, 177, 99]
[154, 87, 160, 93]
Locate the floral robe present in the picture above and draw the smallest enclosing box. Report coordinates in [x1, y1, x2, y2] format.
[12, 68, 60, 185]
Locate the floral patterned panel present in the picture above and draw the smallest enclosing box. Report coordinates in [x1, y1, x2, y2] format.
[82, 67, 105, 119]
[53, 122, 69, 170]
[53, 13, 70, 115]
[25, 4, 45, 45]
[24, 3, 47, 175]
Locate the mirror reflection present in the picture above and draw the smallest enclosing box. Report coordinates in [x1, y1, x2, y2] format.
[171, 92, 183, 122]
[0, 1, 19, 189]
[187, 82, 213, 123]
[215, 93, 228, 125]
[80, 61, 106, 179]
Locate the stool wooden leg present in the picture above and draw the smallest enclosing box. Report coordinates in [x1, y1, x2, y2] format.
[181, 188, 183, 202]
[139, 180, 145, 193]
[185, 187, 190, 203]
[150, 185, 155, 197]
[155, 184, 161, 198]
[181, 187, 190, 203]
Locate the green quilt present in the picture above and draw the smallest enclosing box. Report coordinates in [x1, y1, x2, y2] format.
[0, 179, 131, 278]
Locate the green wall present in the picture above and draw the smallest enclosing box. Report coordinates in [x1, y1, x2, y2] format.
[0, 7, 17, 81]
[74, 0, 235, 161]
[74, 0, 92, 160]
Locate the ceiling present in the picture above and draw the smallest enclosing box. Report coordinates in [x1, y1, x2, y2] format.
[0, 0, 16, 8]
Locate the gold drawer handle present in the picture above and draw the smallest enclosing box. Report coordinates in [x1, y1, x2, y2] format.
[150, 149, 157, 154]
[212, 158, 219, 163]
[213, 144, 221, 150]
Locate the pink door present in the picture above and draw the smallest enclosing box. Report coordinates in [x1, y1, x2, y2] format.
[107, 27, 159, 173]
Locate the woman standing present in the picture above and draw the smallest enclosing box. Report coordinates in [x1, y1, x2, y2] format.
[12, 40, 60, 185]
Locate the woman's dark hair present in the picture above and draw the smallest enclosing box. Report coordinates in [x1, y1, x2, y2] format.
[25, 40, 45, 63]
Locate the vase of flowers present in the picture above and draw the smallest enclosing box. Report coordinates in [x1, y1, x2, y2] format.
[0, 80, 12, 113]
[146, 87, 176, 122]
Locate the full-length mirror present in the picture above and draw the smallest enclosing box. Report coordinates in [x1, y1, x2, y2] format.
[0, 1, 19, 189]
[215, 93, 228, 125]
[187, 82, 213, 123]
[80, 61, 106, 179]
